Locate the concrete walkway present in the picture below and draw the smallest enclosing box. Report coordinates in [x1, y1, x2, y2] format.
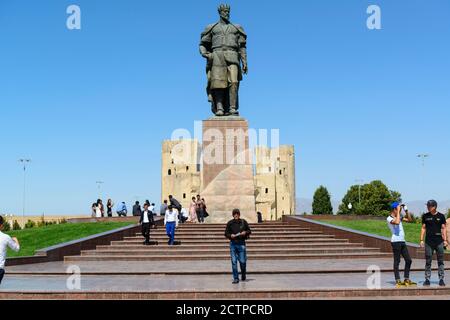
[0, 271, 448, 293]
[6, 258, 449, 275]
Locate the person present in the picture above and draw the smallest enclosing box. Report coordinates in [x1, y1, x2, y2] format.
[180, 207, 189, 223]
[225, 209, 252, 284]
[164, 205, 179, 245]
[106, 199, 114, 218]
[0, 215, 20, 285]
[139, 203, 155, 245]
[387, 202, 416, 287]
[97, 199, 104, 217]
[91, 203, 97, 217]
[188, 197, 198, 223]
[201, 198, 209, 220]
[421, 200, 447, 287]
[133, 201, 142, 217]
[95, 202, 102, 218]
[169, 195, 182, 212]
[196, 195, 205, 224]
[149, 203, 156, 216]
[257, 212, 263, 223]
[159, 200, 168, 217]
[116, 202, 128, 217]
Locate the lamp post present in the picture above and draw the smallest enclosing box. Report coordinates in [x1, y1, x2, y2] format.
[355, 179, 364, 206]
[95, 181, 104, 199]
[417, 154, 429, 198]
[18, 158, 31, 225]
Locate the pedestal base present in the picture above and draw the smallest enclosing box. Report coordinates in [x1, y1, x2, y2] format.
[202, 117, 257, 223]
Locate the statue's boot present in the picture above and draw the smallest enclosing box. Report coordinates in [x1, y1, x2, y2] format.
[229, 83, 239, 116]
[214, 90, 225, 116]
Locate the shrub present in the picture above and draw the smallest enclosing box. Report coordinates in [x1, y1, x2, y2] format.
[25, 219, 36, 229]
[12, 220, 22, 230]
[58, 218, 67, 224]
[2, 220, 11, 232]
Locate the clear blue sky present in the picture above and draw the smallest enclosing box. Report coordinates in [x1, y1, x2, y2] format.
[1, 0, 449, 215]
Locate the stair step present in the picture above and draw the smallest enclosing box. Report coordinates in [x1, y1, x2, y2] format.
[113, 238, 341, 245]
[97, 242, 361, 250]
[65, 252, 391, 262]
[82, 247, 380, 256]
[123, 235, 335, 240]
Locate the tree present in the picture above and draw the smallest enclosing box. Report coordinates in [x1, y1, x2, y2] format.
[2, 220, 11, 232]
[312, 186, 333, 215]
[338, 180, 401, 216]
[12, 220, 21, 231]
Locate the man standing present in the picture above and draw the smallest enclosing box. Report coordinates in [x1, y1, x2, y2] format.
[132, 201, 142, 217]
[196, 195, 205, 224]
[387, 202, 416, 287]
[139, 203, 155, 245]
[164, 205, 179, 246]
[159, 200, 168, 217]
[0, 216, 20, 285]
[421, 200, 447, 287]
[225, 209, 252, 284]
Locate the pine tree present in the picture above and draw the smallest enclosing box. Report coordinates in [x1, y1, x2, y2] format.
[312, 186, 333, 215]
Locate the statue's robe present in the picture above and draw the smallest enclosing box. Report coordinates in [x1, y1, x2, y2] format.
[200, 22, 247, 108]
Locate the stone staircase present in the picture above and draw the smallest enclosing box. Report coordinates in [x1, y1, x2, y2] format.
[65, 222, 390, 262]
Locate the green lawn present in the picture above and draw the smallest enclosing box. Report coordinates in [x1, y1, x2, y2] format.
[5, 221, 134, 257]
[321, 219, 423, 244]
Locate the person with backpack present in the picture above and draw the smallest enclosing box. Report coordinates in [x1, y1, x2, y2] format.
[224, 209, 252, 284]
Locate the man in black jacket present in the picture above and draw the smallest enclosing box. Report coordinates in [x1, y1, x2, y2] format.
[133, 201, 142, 217]
[225, 209, 252, 284]
[139, 203, 155, 245]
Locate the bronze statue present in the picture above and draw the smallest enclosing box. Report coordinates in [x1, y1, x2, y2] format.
[200, 4, 248, 117]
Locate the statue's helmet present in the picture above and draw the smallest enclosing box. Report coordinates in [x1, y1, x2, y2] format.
[218, 4, 231, 14]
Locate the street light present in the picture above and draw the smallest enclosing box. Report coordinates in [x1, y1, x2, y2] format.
[18, 158, 31, 224]
[417, 154, 429, 198]
[355, 179, 364, 206]
[96, 181, 104, 199]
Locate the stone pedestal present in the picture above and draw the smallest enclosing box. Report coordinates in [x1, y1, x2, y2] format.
[201, 117, 257, 223]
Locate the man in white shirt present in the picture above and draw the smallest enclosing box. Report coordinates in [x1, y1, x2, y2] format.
[0, 216, 20, 284]
[387, 202, 416, 287]
[164, 205, 179, 245]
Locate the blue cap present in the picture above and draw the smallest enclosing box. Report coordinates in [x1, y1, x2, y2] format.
[391, 202, 400, 210]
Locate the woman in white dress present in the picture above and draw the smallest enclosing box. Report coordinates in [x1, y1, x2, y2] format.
[95, 203, 102, 218]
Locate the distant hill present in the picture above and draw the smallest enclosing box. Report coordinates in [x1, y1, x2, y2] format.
[296, 198, 450, 216]
[402, 200, 450, 217]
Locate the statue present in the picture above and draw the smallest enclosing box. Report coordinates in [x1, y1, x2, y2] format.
[200, 4, 248, 117]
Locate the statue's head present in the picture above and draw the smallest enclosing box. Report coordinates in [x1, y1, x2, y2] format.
[218, 4, 231, 21]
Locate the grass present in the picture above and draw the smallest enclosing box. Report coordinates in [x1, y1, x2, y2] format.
[5, 221, 134, 257]
[321, 219, 423, 244]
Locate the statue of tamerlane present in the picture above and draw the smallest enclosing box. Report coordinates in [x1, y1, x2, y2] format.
[199, 4, 248, 117]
